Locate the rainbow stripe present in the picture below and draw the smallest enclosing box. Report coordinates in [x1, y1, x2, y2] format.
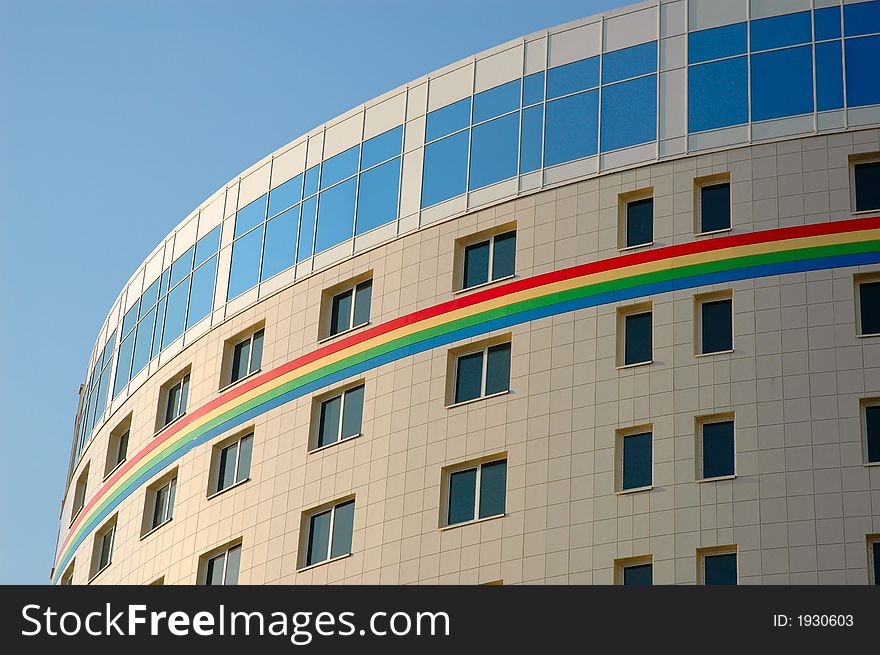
[53, 216, 880, 582]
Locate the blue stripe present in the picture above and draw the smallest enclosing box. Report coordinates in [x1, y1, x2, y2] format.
[54, 249, 880, 581]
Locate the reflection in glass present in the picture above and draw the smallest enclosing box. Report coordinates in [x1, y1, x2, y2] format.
[422, 131, 469, 207]
[261, 209, 297, 280]
[227, 227, 263, 300]
[355, 158, 400, 235]
[315, 176, 356, 254]
[469, 112, 519, 190]
[544, 90, 598, 166]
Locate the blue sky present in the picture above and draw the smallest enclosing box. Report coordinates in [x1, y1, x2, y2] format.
[0, 0, 617, 584]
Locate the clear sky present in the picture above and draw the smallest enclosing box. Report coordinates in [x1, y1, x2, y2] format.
[0, 0, 618, 584]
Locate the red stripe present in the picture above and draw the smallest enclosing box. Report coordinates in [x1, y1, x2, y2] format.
[63, 215, 880, 544]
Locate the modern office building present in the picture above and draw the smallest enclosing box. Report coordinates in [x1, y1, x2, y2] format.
[53, 0, 880, 586]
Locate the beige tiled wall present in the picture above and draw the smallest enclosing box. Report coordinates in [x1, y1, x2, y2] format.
[60, 128, 880, 585]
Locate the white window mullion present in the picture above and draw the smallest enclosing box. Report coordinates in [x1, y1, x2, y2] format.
[232, 438, 241, 484]
[348, 287, 357, 331]
[326, 505, 336, 561]
[480, 347, 489, 397]
[473, 464, 482, 522]
[487, 236, 496, 282]
[337, 391, 346, 441]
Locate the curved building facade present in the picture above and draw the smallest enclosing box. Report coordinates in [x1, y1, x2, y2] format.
[54, 0, 880, 585]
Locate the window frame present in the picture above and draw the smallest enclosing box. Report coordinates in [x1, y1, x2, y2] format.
[694, 290, 734, 356]
[616, 301, 653, 368]
[697, 545, 738, 585]
[693, 172, 732, 236]
[90, 516, 117, 580]
[209, 431, 254, 497]
[319, 274, 374, 342]
[299, 497, 357, 570]
[157, 369, 191, 432]
[228, 328, 264, 386]
[617, 187, 654, 251]
[615, 424, 654, 494]
[854, 273, 880, 338]
[142, 471, 178, 537]
[70, 462, 90, 524]
[447, 337, 512, 408]
[201, 541, 242, 586]
[103, 415, 132, 480]
[849, 153, 880, 214]
[868, 534, 880, 585]
[310, 382, 366, 452]
[453, 224, 517, 294]
[860, 398, 880, 466]
[60, 561, 75, 586]
[613, 554, 653, 585]
[441, 455, 508, 529]
[695, 412, 737, 482]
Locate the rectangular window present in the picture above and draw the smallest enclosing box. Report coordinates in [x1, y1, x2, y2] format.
[619, 189, 653, 249]
[617, 427, 652, 492]
[231, 329, 264, 384]
[870, 536, 880, 585]
[697, 414, 736, 480]
[71, 463, 89, 521]
[544, 90, 599, 166]
[862, 399, 880, 465]
[615, 555, 653, 586]
[106, 428, 129, 476]
[315, 384, 365, 449]
[204, 543, 241, 585]
[162, 373, 190, 428]
[695, 174, 731, 234]
[149, 476, 177, 532]
[451, 340, 511, 405]
[328, 279, 372, 338]
[445, 458, 507, 527]
[688, 56, 748, 133]
[60, 561, 75, 586]
[460, 230, 516, 291]
[698, 547, 737, 585]
[214, 433, 253, 494]
[599, 75, 657, 152]
[91, 517, 117, 578]
[618, 303, 652, 367]
[304, 499, 356, 567]
[853, 158, 880, 212]
[696, 291, 733, 355]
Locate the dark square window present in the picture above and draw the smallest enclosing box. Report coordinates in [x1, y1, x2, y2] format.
[700, 182, 731, 232]
[624, 311, 652, 365]
[854, 161, 880, 212]
[453, 342, 510, 404]
[704, 552, 737, 585]
[623, 563, 653, 586]
[446, 459, 507, 526]
[859, 281, 880, 335]
[866, 405, 880, 464]
[873, 542, 880, 585]
[329, 280, 372, 337]
[702, 420, 735, 479]
[478, 459, 507, 519]
[625, 197, 653, 248]
[622, 431, 652, 490]
[701, 298, 733, 354]
[462, 231, 516, 290]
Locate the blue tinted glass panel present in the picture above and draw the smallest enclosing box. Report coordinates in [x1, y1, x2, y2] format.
[473, 79, 520, 123]
[547, 56, 599, 99]
[131, 308, 155, 376]
[704, 553, 737, 585]
[353, 280, 372, 327]
[523, 71, 544, 106]
[478, 460, 506, 518]
[170, 246, 194, 287]
[341, 385, 364, 439]
[315, 177, 356, 253]
[194, 226, 220, 266]
[421, 131, 469, 207]
[544, 90, 599, 165]
[330, 500, 355, 559]
[816, 40, 844, 111]
[687, 22, 747, 64]
[464, 240, 490, 289]
[227, 227, 263, 300]
[701, 299, 733, 353]
[600, 75, 656, 152]
[602, 41, 657, 84]
[448, 468, 477, 525]
[700, 182, 731, 232]
[750, 11, 811, 51]
[297, 196, 317, 261]
[361, 125, 403, 169]
[93, 366, 111, 424]
[750, 46, 814, 121]
[623, 563, 653, 585]
[162, 278, 189, 349]
[267, 174, 302, 217]
[469, 113, 519, 190]
[425, 97, 471, 142]
[688, 57, 748, 132]
[485, 343, 511, 396]
[520, 105, 543, 173]
[187, 255, 217, 328]
[307, 510, 331, 565]
[113, 333, 134, 397]
[844, 0, 880, 36]
[122, 302, 139, 336]
[321, 145, 359, 188]
[303, 165, 319, 197]
[355, 157, 400, 235]
[845, 35, 880, 107]
[152, 297, 166, 357]
[261, 209, 297, 280]
[622, 432, 652, 490]
[318, 394, 342, 447]
[454, 351, 484, 404]
[160, 268, 170, 297]
[702, 420, 735, 479]
[624, 311, 652, 365]
[492, 231, 516, 280]
[234, 195, 267, 238]
[141, 277, 160, 311]
[814, 6, 841, 41]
